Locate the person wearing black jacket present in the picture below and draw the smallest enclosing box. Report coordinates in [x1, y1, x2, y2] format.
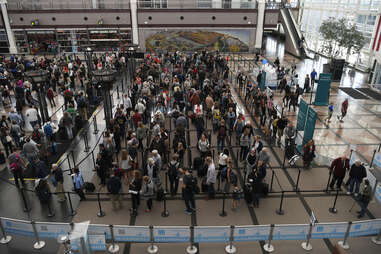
[107, 171, 123, 211]
[347, 160, 367, 196]
[167, 154, 182, 196]
[182, 168, 196, 215]
[130, 170, 142, 216]
[96, 145, 110, 186]
[276, 116, 288, 145]
[51, 164, 65, 202]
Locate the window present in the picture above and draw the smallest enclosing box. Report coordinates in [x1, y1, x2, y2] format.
[367, 15, 377, 26]
[223, 0, 231, 8]
[357, 15, 366, 24]
[139, 0, 167, 8]
[240, 0, 253, 9]
[198, 0, 212, 8]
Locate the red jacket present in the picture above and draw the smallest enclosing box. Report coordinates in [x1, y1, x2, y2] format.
[330, 157, 349, 178]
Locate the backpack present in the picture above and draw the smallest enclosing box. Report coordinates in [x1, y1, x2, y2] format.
[168, 162, 179, 178]
[230, 171, 238, 185]
[272, 119, 279, 128]
[218, 126, 226, 138]
[214, 110, 221, 120]
[10, 162, 19, 172]
[220, 166, 228, 180]
[77, 97, 86, 108]
[44, 123, 53, 137]
[32, 130, 41, 143]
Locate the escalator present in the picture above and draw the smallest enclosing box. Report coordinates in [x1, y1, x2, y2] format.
[279, 8, 307, 58]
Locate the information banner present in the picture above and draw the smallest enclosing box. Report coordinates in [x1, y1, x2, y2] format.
[349, 219, 381, 237]
[314, 73, 332, 106]
[154, 226, 190, 242]
[87, 224, 111, 240]
[373, 152, 381, 169]
[35, 222, 71, 239]
[2, 218, 34, 237]
[272, 224, 309, 240]
[194, 226, 230, 243]
[303, 106, 317, 145]
[113, 225, 150, 242]
[234, 225, 270, 241]
[88, 234, 107, 251]
[297, 99, 308, 131]
[311, 222, 348, 239]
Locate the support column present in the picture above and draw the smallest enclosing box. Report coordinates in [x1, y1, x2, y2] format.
[0, 0, 17, 54]
[130, 0, 139, 45]
[255, 0, 265, 51]
[92, 0, 97, 9]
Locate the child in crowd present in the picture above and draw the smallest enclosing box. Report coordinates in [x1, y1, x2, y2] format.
[232, 185, 241, 211]
[325, 103, 334, 124]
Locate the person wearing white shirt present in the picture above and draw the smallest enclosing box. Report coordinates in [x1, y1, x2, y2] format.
[123, 94, 132, 111]
[206, 156, 216, 200]
[25, 106, 39, 130]
[135, 100, 146, 114]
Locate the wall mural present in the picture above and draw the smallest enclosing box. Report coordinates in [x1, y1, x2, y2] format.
[144, 29, 251, 52]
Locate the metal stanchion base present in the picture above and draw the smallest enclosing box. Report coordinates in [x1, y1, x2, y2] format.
[301, 242, 312, 251]
[263, 243, 274, 252]
[161, 211, 169, 217]
[276, 209, 285, 215]
[47, 212, 55, 217]
[33, 241, 46, 249]
[0, 236, 12, 244]
[84, 148, 90, 152]
[328, 208, 337, 214]
[225, 244, 236, 254]
[186, 245, 198, 254]
[70, 211, 77, 217]
[219, 211, 227, 217]
[108, 244, 120, 253]
[372, 236, 381, 245]
[97, 211, 106, 217]
[147, 244, 158, 254]
[337, 241, 349, 249]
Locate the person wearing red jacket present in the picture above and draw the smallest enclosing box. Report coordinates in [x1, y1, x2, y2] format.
[337, 99, 348, 122]
[329, 156, 350, 190]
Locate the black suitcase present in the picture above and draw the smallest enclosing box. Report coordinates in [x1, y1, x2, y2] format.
[261, 182, 269, 197]
[0, 152, 5, 164]
[156, 187, 164, 201]
[84, 182, 95, 192]
[193, 157, 203, 177]
[285, 144, 294, 159]
[201, 177, 208, 193]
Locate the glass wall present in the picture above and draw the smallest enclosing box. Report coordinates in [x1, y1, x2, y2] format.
[300, 0, 381, 70]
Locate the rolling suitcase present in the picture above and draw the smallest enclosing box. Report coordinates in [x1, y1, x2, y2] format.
[201, 177, 208, 193]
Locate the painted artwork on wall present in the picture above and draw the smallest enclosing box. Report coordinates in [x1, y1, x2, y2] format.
[145, 29, 251, 52]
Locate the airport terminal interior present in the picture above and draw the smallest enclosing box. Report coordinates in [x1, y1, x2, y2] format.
[1, 0, 381, 253]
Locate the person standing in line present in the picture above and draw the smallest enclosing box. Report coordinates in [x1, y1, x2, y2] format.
[205, 156, 217, 200]
[51, 164, 66, 202]
[329, 156, 350, 190]
[337, 98, 348, 122]
[347, 160, 367, 197]
[107, 171, 123, 211]
[325, 103, 334, 124]
[72, 167, 86, 201]
[142, 175, 154, 212]
[182, 168, 196, 215]
[357, 179, 372, 218]
[130, 170, 142, 216]
[310, 69, 317, 85]
[304, 74, 310, 93]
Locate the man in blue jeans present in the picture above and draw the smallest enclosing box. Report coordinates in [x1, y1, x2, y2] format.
[357, 179, 372, 218]
[347, 160, 367, 197]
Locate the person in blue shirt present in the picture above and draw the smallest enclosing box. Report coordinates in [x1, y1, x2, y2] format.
[325, 103, 334, 124]
[73, 167, 86, 201]
[311, 69, 317, 85]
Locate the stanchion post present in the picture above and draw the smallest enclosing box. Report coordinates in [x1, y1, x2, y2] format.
[165, 172, 168, 193]
[326, 170, 332, 192]
[263, 224, 275, 252]
[97, 193, 105, 217]
[20, 186, 31, 212]
[93, 115, 99, 134]
[67, 154, 72, 174]
[328, 189, 339, 214]
[270, 170, 274, 192]
[372, 228, 381, 245]
[31, 221, 45, 249]
[301, 223, 313, 251]
[108, 225, 119, 253]
[71, 151, 76, 168]
[295, 169, 301, 192]
[84, 131, 90, 152]
[0, 218, 12, 244]
[186, 226, 197, 254]
[147, 225, 158, 254]
[282, 149, 287, 169]
[225, 225, 236, 254]
[370, 149, 377, 168]
[161, 192, 169, 217]
[219, 192, 227, 217]
[67, 192, 77, 216]
[338, 221, 352, 250]
[275, 191, 285, 215]
[91, 151, 96, 169]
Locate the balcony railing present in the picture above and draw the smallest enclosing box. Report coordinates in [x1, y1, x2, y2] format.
[7, 0, 130, 10]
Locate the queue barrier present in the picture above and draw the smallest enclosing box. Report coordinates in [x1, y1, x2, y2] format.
[1, 217, 381, 253]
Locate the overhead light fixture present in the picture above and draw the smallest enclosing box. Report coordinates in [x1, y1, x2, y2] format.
[31, 19, 39, 26]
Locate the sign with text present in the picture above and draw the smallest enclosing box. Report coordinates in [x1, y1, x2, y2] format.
[234, 225, 270, 241]
[297, 99, 308, 131]
[303, 106, 317, 145]
[87, 224, 110, 240]
[88, 234, 107, 251]
[2, 219, 34, 237]
[349, 219, 381, 237]
[314, 73, 332, 106]
[113, 226, 150, 242]
[311, 222, 348, 239]
[194, 226, 230, 243]
[272, 224, 309, 240]
[35, 222, 71, 239]
[154, 226, 190, 242]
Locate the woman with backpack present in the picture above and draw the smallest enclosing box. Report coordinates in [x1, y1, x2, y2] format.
[167, 154, 181, 197]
